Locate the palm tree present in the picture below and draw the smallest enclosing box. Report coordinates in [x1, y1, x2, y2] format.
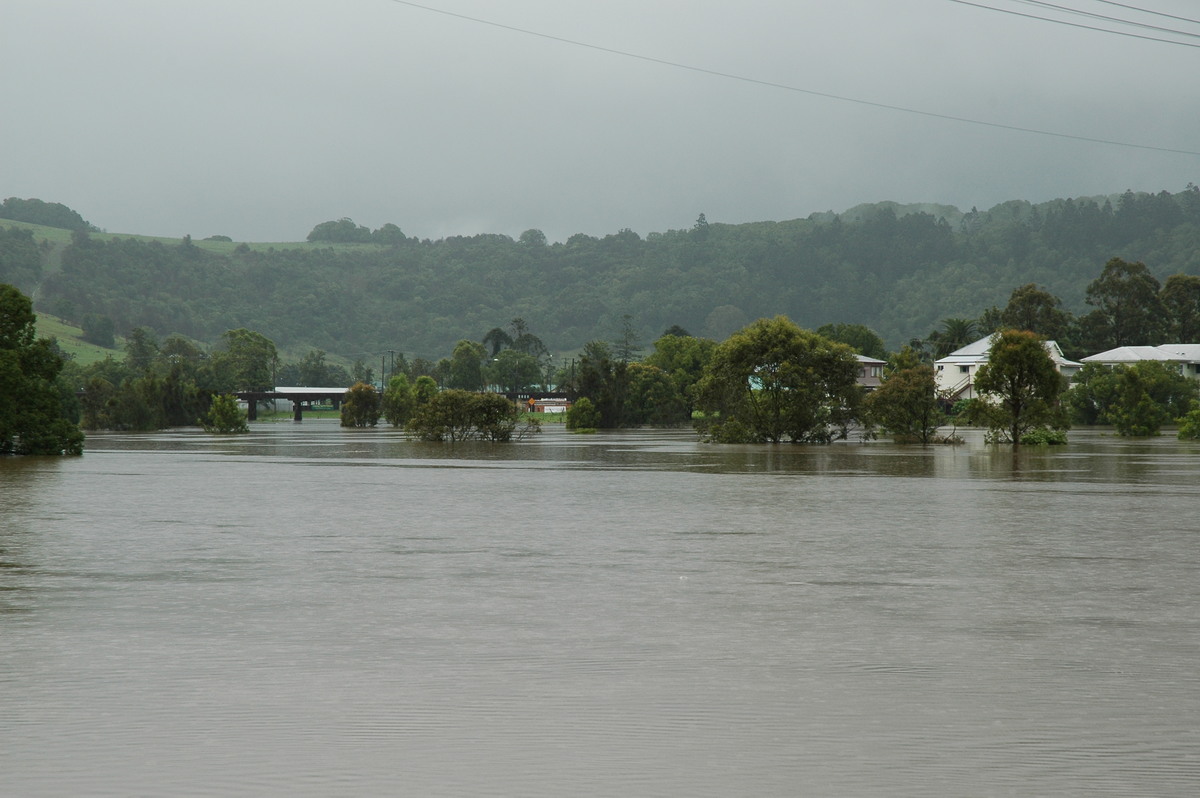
[932, 317, 979, 358]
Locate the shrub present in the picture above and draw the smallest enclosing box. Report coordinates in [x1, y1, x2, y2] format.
[201, 393, 248, 434]
[1178, 401, 1200, 440]
[1019, 428, 1068, 445]
[565, 397, 600, 431]
[340, 382, 381, 427]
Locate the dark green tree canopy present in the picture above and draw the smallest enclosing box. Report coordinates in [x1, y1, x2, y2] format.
[816, 323, 887, 360]
[306, 218, 373, 243]
[1161, 274, 1200, 343]
[0, 226, 43, 293]
[0, 283, 84, 455]
[210, 329, 278, 392]
[997, 283, 1073, 341]
[1083, 258, 1166, 349]
[965, 329, 1067, 445]
[0, 197, 94, 231]
[1066, 361, 1197, 435]
[696, 316, 861, 444]
[340, 382, 381, 428]
[865, 364, 946, 443]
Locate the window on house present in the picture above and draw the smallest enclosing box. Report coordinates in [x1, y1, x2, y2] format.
[959, 365, 970, 374]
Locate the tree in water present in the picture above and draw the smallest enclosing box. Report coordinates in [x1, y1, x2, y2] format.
[565, 397, 600, 431]
[963, 329, 1067, 445]
[695, 316, 861, 444]
[0, 283, 84, 455]
[340, 382, 381, 427]
[864, 365, 947, 444]
[381, 374, 415, 428]
[201, 394, 249, 434]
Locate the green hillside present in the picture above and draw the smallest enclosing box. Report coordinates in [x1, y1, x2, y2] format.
[31, 313, 119, 366]
[5, 187, 1200, 363]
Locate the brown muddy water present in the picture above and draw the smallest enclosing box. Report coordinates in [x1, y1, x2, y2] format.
[2, 424, 1198, 796]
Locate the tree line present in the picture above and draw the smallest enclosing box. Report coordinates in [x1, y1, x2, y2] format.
[910, 257, 1200, 361]
[7, 267, 1200, 455]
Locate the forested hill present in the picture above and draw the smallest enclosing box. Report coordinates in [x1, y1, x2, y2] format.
[3, 187, 1199, 359]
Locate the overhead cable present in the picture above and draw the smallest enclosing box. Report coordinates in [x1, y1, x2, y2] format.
[386, 0, 1200, 157]
[1011, 0, 1200, 38]
[1081, 0, 1200, 27]
[948, 0, 1200, 48]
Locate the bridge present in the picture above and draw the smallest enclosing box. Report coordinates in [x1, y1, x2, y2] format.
[235, 386, 350, 421]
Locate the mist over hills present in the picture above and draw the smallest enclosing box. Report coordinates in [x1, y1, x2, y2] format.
[3, 187, 1198, 361]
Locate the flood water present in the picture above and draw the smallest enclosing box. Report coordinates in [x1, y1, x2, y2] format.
[2, 423, 1199, 797]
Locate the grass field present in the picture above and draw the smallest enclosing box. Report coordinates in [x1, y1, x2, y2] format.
[33, 313, 119, 366]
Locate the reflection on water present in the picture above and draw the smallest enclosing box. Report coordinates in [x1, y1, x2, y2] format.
[2, 424, 1199, 797]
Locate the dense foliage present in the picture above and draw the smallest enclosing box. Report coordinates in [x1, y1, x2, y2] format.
[0, 227, 44, 294]
[695, 317, 861, 444]
[0, 284, 84, 455]
[962, 329, 1068, 445]
[16, 187, 1200, 363]
[0, 197, 95, 232]
[340, 382, 382, 427]
[1065, 361, 1198, 436]
[202, 394, 249, 434]
[864, 364, 946, 443]
[407, 389, 535, 442]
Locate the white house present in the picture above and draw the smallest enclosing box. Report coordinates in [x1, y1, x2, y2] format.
[1081, 344, 1200, 380]
[934, 335, 1082, 401]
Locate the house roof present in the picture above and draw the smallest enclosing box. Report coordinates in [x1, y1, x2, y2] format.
[854, 354, 886, 365]
[936, 335, 1081, 368]
[1154, 344, 1200, 362]
[1081, 346, 1173, 363]
[1083, 344, 1200, 364]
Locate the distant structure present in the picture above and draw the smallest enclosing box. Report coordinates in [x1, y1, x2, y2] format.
[235, 386, 350, 421]
[934, 336, 1081, 402]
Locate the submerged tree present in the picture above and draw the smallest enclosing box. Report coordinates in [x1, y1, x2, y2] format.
[865, 364, 946, 443]
[0, 283, 85, 455]
[381, 374, 415, 428]
[201, 393, 249, 434]
[963, 329, 1067, 445]
[407, 390, 533, 442]
[340, 382, 381, 428]
[695, 316, 861, 444]
[1065, 361, 1197, 436]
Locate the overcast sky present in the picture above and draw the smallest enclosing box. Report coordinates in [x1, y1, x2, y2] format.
[5, 0, 1198, 243]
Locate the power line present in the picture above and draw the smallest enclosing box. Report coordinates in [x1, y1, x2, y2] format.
[1083, 0, 1200, 27]
[386, 0, 1200, 157]
[1011, 0, 1200, 39]
[948, 0, 1200, 48]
